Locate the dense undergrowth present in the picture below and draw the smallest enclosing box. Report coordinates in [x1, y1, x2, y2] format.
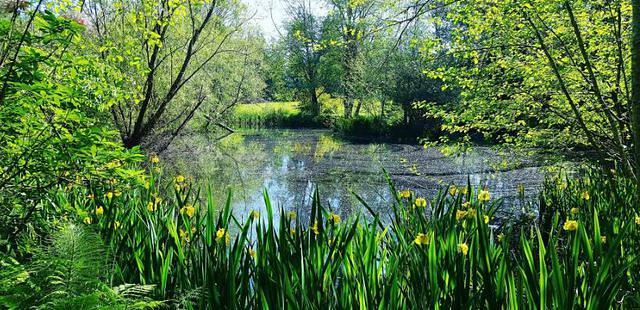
[2, 160, 639, 308]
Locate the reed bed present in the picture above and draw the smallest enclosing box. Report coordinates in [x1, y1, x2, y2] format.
[50, 167, 640, 308]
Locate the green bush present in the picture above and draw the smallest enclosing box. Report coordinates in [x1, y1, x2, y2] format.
[0, 9, 144, 255]
[333, 115, 391, 138]
[0, 224, 162, 309]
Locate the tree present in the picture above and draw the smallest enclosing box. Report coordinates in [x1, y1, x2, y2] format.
[284, 0, 327, 116]
[387, 28, 455, 134]
[632, 0, 640, 183]
[201, 31, 267, 133]
[84, 0, 249, 148]
[325, 0, 382, 118]
[0, 4, 143, 252]
[426, 0, 638, 178]
[262, 40, 294, 102]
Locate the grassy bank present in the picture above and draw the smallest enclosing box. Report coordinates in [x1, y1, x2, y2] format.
[231, 100, 425, 142]
[2, 161, 640, 308]
[232, 102, 328, 128]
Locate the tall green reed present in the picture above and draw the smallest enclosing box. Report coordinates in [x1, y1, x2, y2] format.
[53, 167, 640, 308]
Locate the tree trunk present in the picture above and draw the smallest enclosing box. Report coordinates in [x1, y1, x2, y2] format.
[354, 99, 362, 117]
[310, 88, 320, 116]
[403, 103, 410, 124]
[342, 32, 359, 119]
[343, 98, 353, 118]
[632, 0, 640, 182]
[123, 134, 143, 149]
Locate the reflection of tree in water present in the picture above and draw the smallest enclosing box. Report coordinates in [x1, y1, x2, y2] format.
[313, 134, 342, 161]
[166, 129, 547, 222]
[164, 132, 269, 210]
[286, 133, 394, 217]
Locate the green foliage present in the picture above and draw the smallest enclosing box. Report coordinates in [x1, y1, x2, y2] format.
[333, 115, 391, 137]
[234, 102, 302, 121]
[0, 7, 144, 254]
[425, 0, 637, 173]
[3, 2, 640, 309]
[282, 2, 329, 116]
[81, 0, 263, 148]
[263, 0, 457, 137]
[262, 39, 295, 102]
[33, 165, 640, 308]
[384, 25, 457, 139]
[232, 101, 331, 128]
[0, 224, 161, 309]
[324, 0, 384, 117]
[32, 224, 107, 304]
[196, 32, 268, 132]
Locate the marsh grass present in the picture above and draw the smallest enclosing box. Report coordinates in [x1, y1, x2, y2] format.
[234, 102, 301, 119]
[232, 102, 319, 128]
[231, 99, 397, 130]
[47, 168, 640, 308]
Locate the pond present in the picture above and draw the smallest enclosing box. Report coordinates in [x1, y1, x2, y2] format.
[165, 129, 546, 221]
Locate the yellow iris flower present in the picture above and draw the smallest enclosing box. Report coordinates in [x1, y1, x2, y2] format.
[563, 220, 578, 231]
[467, 208, 477, 217]
[329, 213, 341, 224]
[180, 204, 195, 218]
[179, 229, 190, 243]
[457, 243, 469, 256]
[414, 233, 430, 246]
[398, 190, 412, 199]
[449, 185, 458, 196]
[414, 197, 427, 208]
[478, 190, 490, 202]
[216, 228, 230, 244]
[150, 155, 160, 164]
[250, 210, 260, 220]
[460, 187, 469, 195]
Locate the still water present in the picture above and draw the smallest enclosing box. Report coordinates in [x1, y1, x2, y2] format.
[166, 129, 545, 220]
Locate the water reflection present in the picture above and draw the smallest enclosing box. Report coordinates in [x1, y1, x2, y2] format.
[166, 129, 545, 221]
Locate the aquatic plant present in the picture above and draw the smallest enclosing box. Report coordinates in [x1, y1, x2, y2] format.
[33, 169, 640, 308]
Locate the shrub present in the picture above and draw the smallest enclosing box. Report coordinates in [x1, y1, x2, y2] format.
[0, 224, 161, 309]
[333, 115, 391, 138]
[0, 9, 144, 255]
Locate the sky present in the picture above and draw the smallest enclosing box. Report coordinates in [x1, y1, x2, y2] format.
[241, 0, 328, 41]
